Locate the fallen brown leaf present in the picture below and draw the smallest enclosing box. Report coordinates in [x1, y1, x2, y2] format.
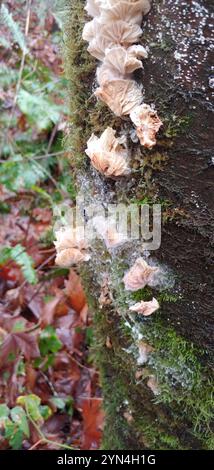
[0, 332, 40, 364]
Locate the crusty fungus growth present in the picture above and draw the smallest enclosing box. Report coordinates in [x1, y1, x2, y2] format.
[54, 227, 90, 267]
[83, 0, 162, 147]
[129, 297, 160, 315]
[85, 127, 130, 177]
[123, 257, 159, 291]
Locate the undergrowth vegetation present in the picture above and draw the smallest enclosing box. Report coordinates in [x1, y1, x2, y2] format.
[0, 0, 103, 450]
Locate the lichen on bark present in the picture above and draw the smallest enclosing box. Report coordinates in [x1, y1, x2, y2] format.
[61, 0, 214, 449]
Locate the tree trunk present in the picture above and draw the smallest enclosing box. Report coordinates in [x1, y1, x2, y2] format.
[61, 0, 214, 449]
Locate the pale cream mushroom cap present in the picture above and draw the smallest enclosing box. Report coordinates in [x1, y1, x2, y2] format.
[99, 20, 143, 48]
[130, 103, 163, 148]
[55, 249, 90, 267]
[129, 298, 160, 315]
[82, 18, 100, 43]
[54, 227, 90, 267]
[87, 37, 110, 61]
[123, 257, 159, 291]
[85, 0, 102, 18]
[95, 79, 143, 116]
[86, 127, 130, 177]
[100, 0, 151, 25]
[102, 45, 146, 78]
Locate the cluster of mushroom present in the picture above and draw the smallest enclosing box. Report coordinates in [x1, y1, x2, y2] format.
[55, 2, 162, 389]
[54, 227, 90, 267]
[124, 257, 160, 316]
[124, 256, 160, 394]
[83, 0, 163, 177]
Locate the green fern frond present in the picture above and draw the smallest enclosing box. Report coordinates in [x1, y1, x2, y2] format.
[0, 4, 28, 54]
[0, 63, 19, 88]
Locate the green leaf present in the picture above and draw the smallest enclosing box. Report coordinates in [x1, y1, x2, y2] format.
[0, 36, 11, 49]
[5, 419, 23, 449]
[85, 327, 94, 347]
[39, 326, 62, 356]
[0, 4, 28, 54]
[39, 405, 52, 420]
[0, 201, 10, 213]
[17, 394, 42, 422]
[0, 244, 38, 285]
[17, 359, 26, 377]
[65, 397, 74, 416]
[0, 155, 47, 191]
[50, 397, 66, 410]
[0, 403, 10, 424]
[0, 63, 18, 88]
[41, 267, 69, 282]
[11, 406, 30, 438]
[31, 185, 52, 203]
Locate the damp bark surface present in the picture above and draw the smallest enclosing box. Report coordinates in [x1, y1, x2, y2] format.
[62, 0, 214, 449]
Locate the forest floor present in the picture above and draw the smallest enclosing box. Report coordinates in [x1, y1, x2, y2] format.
[0, 0, 104, 450]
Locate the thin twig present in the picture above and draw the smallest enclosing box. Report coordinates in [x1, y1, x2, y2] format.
[69, 354, 95, 371]
[27, 156, 66, 197]
[0, 150, 69, 163]
[34, 150, 67, 160]
[39, 371, 57, 396]
[26, 408, 77, 451]
[46, 122, 59, 156]
[11, 252, 56, 294]
[35, 252, 56, 273]
[29, 439, 43, 450]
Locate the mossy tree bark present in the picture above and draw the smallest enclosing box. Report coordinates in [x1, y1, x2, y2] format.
[61, 0, 214, 449]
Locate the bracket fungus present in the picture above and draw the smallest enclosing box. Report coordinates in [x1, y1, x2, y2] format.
[85, 127, 130, 177]
[54, 227, 90, 267]
[123, 257, 159, 291]
[83, 0, 162, 149]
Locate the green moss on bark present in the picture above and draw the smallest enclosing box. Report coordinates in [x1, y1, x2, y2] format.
[62, 0, 214, 450]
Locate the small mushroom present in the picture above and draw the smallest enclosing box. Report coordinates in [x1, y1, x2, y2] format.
[54, 227, 90, 267]
[97, 19, 143, 48]
[98, 45, 148, 81]
[85, 127, 130, 177]
[130, 103, 163, 148]
[129, 298, 160, 316]
[123, 257, 159, 291]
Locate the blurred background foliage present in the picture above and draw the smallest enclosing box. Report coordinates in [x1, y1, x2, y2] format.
[0, 0, 75, 205]
[0, 1, 103, 451]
